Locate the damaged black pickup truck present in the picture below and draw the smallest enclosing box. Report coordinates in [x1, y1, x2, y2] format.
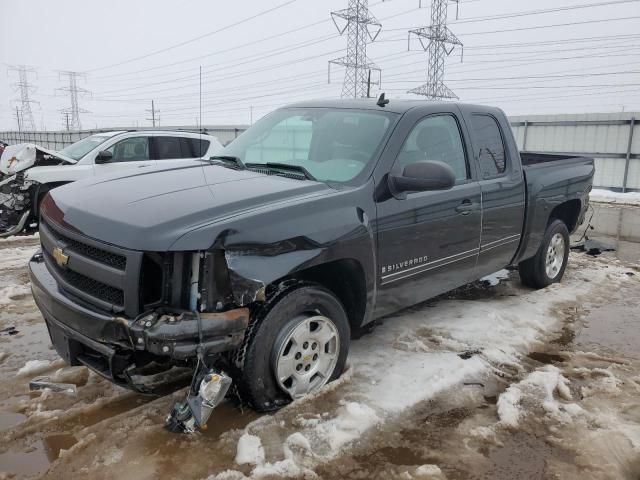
[29, 98, 593, 431]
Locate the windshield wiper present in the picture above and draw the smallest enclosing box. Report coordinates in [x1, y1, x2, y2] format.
[245, 162, 317, 181]
[208, 155, 246, 170]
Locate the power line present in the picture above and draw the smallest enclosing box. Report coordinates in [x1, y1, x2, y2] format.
[381, 15, 640, 39]
[382, 0, 640, 32]
[87, 0, 299, 73]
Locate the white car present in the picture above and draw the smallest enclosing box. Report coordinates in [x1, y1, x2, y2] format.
[0, 130, 223, 236]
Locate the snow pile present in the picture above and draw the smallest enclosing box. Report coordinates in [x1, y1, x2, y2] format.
[0, 283, 31, 304]
[234, 433, 265, 466]
[590, 188, 640, 206]
[16, 359, 52, 377]
[497, 365, 572, 427]
[0, 245, 39, 269]
[0, 232, 39, 243]
[304, 401, 381, 453]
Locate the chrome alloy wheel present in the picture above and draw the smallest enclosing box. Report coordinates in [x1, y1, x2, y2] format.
[545, 232, 566, 279]
[273, 315, 340, 400]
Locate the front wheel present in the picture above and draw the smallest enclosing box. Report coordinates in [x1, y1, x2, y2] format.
[235, 283, 350, 412]
[519, 219, 570, 289]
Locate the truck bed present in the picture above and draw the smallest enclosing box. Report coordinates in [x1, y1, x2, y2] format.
[515, 152, 594, 264]
[520, 151, 587, 166]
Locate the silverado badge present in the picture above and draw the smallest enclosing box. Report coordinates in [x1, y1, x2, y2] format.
[52, 247, 69, 267]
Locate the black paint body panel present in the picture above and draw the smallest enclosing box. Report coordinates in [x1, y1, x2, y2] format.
[38, 100, 594, 334]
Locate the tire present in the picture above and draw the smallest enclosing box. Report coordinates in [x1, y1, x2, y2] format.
[519, 219, 570, 289]
[235, 283, 350, 412]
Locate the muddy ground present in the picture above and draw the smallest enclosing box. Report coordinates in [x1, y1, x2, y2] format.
[0, 234, 638, 480]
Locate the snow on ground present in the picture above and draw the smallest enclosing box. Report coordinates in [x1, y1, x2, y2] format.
[0, 232, 39, 243]
[0, 284, 31, 305]
[590, 188, 640, 206]
[497, 365, 572, 427]
[214, 256, 634, 479]
[0, 245, 38, 269]
[15, 359, 52, 377]
[1, 234, 636, 480]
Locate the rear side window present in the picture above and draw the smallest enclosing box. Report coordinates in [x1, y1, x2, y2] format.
[154, 137, 182, 160]
[189, 138, 211, 158]
[154, 136, 211, 159]
[470, 114, 507, 178]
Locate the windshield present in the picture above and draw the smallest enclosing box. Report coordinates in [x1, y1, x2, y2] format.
[59, 134, 112, 160]
[221, 108, 397, 183]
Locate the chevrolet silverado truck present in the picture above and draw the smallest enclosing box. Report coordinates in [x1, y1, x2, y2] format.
[0, 130, 222, 236]
[28, 98, 593, 429]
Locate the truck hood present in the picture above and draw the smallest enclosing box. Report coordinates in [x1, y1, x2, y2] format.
[45, 164, 334, 251]
[0, 143, 76, 175]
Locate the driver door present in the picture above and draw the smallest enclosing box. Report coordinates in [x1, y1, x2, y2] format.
[375, 111, 482, 316]
[93, 136, 155, 175]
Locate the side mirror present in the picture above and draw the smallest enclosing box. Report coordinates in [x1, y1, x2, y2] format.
[389, 160, 456, 195]
[95, 150, 113, 164]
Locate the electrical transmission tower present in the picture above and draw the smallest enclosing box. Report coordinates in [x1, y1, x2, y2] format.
[408, 0, 463, 100]
[8, 65, 39, 131]
[57, 71, 90, 130]
[329, 0, 382, 99]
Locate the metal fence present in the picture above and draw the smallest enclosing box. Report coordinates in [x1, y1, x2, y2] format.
[0, 125, 248, 150]
[2, 112, 639, 192]
[510, 112, 639, 192]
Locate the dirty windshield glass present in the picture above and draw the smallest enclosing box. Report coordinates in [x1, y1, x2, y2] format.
[59, 135, 111, 160]
[221, 108, 396, 183]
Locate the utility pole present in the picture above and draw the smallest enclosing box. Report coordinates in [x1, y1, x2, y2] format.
[57, 71, 90, 130]
[8, 65, 39, 131]
[407, 0, 463, 100]
[145, 100, 159, 127]
[63, 112, 70, 131]
[329, 0, 382, 99]
[14, 106, 22, 132]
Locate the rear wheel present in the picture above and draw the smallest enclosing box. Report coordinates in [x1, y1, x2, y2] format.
[519, 219, 570, 289]
[235, 283, 350, 412]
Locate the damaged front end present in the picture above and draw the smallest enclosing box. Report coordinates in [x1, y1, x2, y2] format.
[0, 143, 74, 236]
[0, 172, 33, 235]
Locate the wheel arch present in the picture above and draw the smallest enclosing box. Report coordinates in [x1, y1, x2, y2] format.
[280, 258, 368, 334]
[547, 199, 582, 233]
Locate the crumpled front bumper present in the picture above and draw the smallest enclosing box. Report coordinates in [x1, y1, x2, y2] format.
[28, 252, 249, 392]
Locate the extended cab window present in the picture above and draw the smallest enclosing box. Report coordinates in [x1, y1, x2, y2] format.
[105, 137, 149, 162]
[471, 114, 507, 178]
[396, 115, 469, 182]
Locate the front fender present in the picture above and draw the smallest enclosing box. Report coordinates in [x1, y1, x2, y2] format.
[172, 182, 378, 311]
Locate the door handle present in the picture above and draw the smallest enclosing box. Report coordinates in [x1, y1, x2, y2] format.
[455, 200, 479, 215]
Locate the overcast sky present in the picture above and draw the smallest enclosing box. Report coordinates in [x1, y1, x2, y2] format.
[1, 0, 639, 131]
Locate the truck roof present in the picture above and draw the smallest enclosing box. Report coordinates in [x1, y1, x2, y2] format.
[284, 98, 500, 115]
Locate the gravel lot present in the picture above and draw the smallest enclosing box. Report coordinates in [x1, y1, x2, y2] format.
[0, 234, 638, 480]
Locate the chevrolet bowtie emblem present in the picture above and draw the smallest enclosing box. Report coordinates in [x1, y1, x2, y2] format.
[52, 247, 69, 267]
